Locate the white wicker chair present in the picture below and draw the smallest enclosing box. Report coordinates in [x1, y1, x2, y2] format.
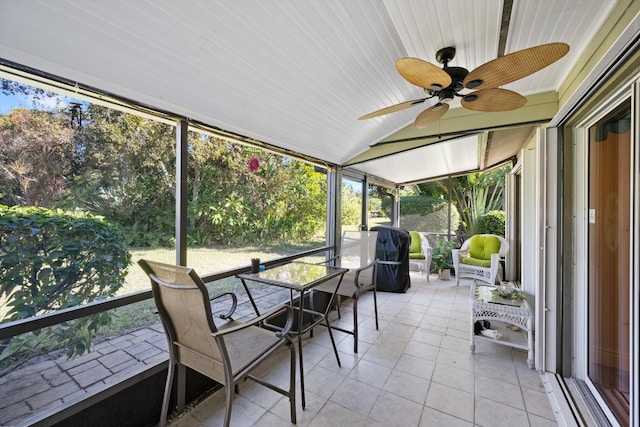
[408, 231, 433, 281]
[452, 234, 509, 286]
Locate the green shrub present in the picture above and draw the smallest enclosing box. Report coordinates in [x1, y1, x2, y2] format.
[0, 205, 131, 369]
[477, 210, 506, 236]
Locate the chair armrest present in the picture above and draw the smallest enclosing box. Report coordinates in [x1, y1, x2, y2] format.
[452, 249, 461, 269]
[209, 292, 238, 320]
[418, 233, 431, 257]
[454, 248, 469, 258]
[211, 304, 294, 338]
[353, 259, 377, 288]
[490, 253, 500, 265]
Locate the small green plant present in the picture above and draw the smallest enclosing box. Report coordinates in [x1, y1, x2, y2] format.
[431, 239, 454, 272]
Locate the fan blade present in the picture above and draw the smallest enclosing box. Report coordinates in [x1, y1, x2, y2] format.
[414, 103, 449, 129]
[461, 88, 527, 112]
[463, 42, 569, 90]
[358, 98, 429, 120]
[396, 58, 452, 90]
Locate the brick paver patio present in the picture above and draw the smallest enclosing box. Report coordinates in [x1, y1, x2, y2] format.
[0, 283, 289, 426]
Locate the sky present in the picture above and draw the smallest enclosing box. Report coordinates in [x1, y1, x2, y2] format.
[0, 90, 81, 115]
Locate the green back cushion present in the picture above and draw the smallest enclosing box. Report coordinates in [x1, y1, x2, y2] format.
[409, 231, 421, 254]
[469, 235, 501, 260]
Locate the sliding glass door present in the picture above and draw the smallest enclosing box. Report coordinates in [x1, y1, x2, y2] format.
[587, 99, 631, 426]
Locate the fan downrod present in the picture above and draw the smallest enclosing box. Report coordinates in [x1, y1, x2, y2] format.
[433, 46, 469, 95]
[435, 47, 456, 65]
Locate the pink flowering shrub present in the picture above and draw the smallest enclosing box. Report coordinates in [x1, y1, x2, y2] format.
[247, 156, 260, 172]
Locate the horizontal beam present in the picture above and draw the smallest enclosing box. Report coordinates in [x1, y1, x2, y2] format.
[346, 91, 558, 166]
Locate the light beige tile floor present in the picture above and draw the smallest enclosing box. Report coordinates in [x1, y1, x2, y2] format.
[168, 273, 559, 427]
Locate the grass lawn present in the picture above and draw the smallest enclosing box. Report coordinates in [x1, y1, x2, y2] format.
[122, 241, 326, 295]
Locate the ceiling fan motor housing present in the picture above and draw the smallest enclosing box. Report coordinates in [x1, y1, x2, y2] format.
[443, 66, 469, 93]
[435, 46, 470, 98]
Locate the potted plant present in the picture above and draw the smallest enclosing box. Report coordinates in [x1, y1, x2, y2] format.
[432, 239, 454, 280]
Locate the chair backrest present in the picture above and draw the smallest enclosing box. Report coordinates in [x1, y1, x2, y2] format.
[409, 231, 422, 254]
[339, 230, 378, 284]
[138, 259, 225, 379]
[463, 234, 509, 260]
[339, 230, 378, 268]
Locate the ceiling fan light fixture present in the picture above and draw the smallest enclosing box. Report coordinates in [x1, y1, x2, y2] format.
[438, 88, 455, 103]
[466, 79, 483, 89]
[429, 83, 443, 91]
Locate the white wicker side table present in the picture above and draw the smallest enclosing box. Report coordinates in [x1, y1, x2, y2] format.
[471, 283, 534, 368]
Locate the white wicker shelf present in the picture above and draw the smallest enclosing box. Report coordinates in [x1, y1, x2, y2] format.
[470, 283, 534, 368]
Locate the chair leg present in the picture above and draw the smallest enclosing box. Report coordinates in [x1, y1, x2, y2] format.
[352, 296, 359, 353]
[289, 340, 297, 424]
[159, 360, 175, 427]
[223, 385, 234, 427]
[373, 289, 379, 330]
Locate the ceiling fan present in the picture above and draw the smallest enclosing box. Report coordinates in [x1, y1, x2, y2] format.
[359, 42, 569, 129]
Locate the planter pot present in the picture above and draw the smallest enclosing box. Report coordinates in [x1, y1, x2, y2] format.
[438, 269, 451, 280]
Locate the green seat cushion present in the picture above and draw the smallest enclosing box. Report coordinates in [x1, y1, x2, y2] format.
[409, 231, 422, 254]
[409, 253, 425, 260]
[461, 256, 492, 267]
[469, 235, 501, 260]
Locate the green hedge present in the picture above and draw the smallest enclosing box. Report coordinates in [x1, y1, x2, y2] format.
[399, 196, 445, 215]
[0, 205, 131, 368]
[399, 196, 460, 233]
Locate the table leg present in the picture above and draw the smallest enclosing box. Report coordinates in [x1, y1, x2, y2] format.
[470, 309, 476, 353]
[239, 278, 261, 317]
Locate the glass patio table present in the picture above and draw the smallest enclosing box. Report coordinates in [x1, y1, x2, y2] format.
[238, 261, 348, 408]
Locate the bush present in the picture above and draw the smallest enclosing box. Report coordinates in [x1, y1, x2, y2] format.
[477, 210, 506, 236]
[0, 205, 131, 369]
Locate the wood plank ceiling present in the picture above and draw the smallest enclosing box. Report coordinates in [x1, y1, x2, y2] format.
[0, 0, 618, 184]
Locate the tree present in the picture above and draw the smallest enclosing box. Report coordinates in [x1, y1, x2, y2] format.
[1, 79, 329, 247]
[66, 105, 177, 245]
[0, 109, 75, 206]
[450, 165, 510, 235]
[187, 138, 327, 244]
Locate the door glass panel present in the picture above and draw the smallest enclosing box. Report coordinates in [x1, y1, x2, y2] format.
[368, 185, 392, 228]
[587, 100, 631, 426]
[342, 177, 363, 232]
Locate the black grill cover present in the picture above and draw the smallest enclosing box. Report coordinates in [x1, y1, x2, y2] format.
[370, 226, 411, 293]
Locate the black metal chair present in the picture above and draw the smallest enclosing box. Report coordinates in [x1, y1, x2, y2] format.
[314, 230, 379, 353]
[138, 259, 297, 427]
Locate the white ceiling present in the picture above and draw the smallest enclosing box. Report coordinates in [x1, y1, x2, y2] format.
[0, 0, 618, 184]
[355, 135, 480, 184]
